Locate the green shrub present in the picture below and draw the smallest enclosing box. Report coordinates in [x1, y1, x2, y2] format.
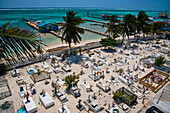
[0, 63, 7, 74]
[112, 91, 123, 99]
[100, 37, 117, 48]
[119, 68, 124, 74]
[79, 47, 82, 53]
[63, 75, 79, 90]
[37, 69, 40, 72]
[128, 94, 135, 99]
[154, 56, 166, 67]
[73, 50, 78, 55]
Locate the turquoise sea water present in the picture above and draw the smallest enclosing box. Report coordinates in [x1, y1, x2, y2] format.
[0, 8, 169, 45]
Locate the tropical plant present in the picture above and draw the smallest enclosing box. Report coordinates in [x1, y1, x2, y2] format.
[154, 56, 166, 67]
[58, 11, 85, 55]
[136, 11, 150, 37]
[0, 63, 7, 74]
[120, 14, 136, 45]
[0, 21, 44, 65]
[112, 91, 123, 99]
[63, 75, 79, 90]
[99, 37, 117, 48]
[74, 50, 78, 55]
[37, 69, 40, 72]
[151, 22, 167, 35]
[119, 68, 124, 74]
[79, 47, 82, 55]
[103, 15, 120, 38]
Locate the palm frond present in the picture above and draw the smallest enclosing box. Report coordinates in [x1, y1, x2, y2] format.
[0, 21, 44, 65]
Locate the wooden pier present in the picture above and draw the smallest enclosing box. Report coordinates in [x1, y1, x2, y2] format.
[55, 21, 108, 37]
[24, 18, 108, 38]
[79, 26, 108, 37]
[24, 18, 62, 38]
[50, 31, 62, 38]
[83, 19, 107, 24]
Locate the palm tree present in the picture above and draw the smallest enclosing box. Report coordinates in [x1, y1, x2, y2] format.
[63, 75, 79, 90]
[137, 11, 149, 37]
[120, 14, 136, 45]
[59, 11, 85, 55]
[103, 15, 120, 38]
[0, 21, 44, 65]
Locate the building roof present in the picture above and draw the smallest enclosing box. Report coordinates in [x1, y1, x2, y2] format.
[38, 22, 50, 27]
[162, 27, 170, 31]
[152, 85, 170, 113]
[159, 12, 168, 17]
[102, 15, 111, 17]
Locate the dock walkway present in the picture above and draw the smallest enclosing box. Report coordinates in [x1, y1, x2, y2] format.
[83, 19, 107, 24]
[24, 18, 62, 38]
[24, 18, 108, 38]
[79, 26, 108, 37]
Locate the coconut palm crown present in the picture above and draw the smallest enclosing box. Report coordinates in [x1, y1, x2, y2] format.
[0, 21, 44, 65]
[59, 11, 85, 55]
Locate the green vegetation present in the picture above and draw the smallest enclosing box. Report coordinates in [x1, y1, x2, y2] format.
[37, 69, 40, 72]
[103, 11, 167, 46]
[103, 15, 120, 39]
[154, 56, 166, 67]
[120, 14, 136, 45]
[128, 94, 135, 99]
[100, 37, 117, 48]
[58, 11, 85, 55]
[63, 75, 79, 90]
[112, 91, 123, 99]
[79, 47, 82, 55]
[74, 50, 78, 55]
[0, 63, 7, 74]
[119, 68, 124, 74]
[0, 21, 44, 65]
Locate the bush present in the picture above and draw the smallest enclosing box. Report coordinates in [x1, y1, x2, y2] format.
[37, 69, 40, 72]
[154, 56, 166, 67]
[73, 50, 78, 55]
[112, 91, 123, 99]
[128, 94, 135, 99]
[119, 68, 124, 74]
[63, 75, 79, 90]
[0, 63, 7, 74]
[100, 37, 117, 48]
[79, 47, 82, 53]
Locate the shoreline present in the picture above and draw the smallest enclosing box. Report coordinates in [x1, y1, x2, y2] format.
[44, 38, 102, 50]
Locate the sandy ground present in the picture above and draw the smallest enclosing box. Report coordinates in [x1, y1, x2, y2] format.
[0, 39, 169, 113]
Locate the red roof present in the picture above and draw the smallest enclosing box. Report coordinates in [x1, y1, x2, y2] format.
[102, 15, 111, 17]
[156, 21, 168, 24]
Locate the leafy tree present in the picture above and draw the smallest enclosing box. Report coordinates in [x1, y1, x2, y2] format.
[63, 75, 79, 90]
[137, 11, 149, 37]
[99, 37, 117, 48]
[154, 56, 166, 67]
[152, 22, 167, 35]
[59, 11, 85, 55]
[103, 15, 120, 39]
[0, 21, 44, 65]
[120, 14, 136, 45]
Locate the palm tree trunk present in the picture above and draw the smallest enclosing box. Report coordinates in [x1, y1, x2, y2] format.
[68, 43, 71, 55]
[121, 33, 125, 45]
